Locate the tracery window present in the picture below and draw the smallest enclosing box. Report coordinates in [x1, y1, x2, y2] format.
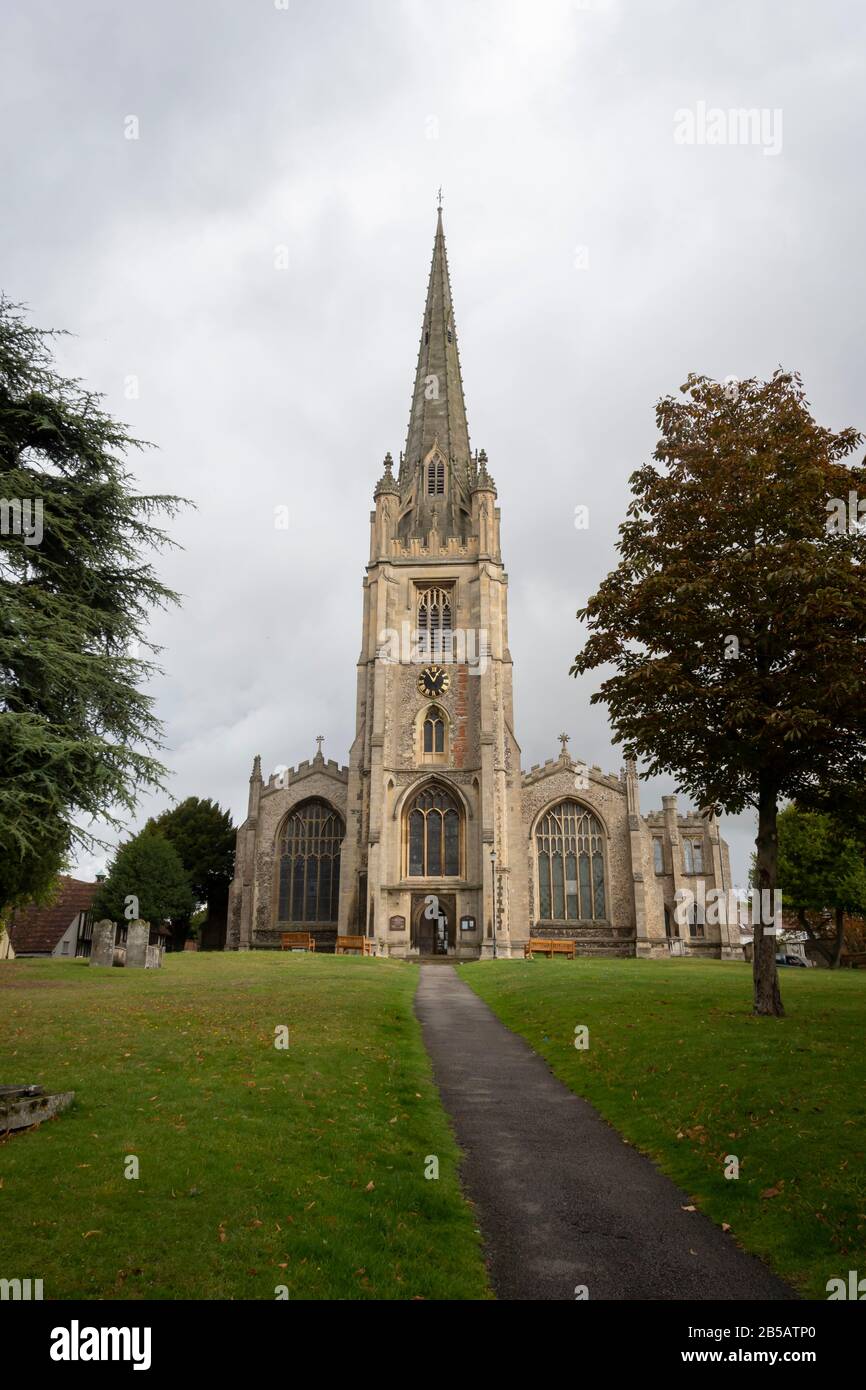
[417, 585, 452, 637]
[406, 783, 461, 878]
[276, 800, 343, 923]
[535, 801, 606, 922]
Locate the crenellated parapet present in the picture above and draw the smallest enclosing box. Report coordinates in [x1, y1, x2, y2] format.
[521, 757, 622, 791]
[262, 757, 349, 794]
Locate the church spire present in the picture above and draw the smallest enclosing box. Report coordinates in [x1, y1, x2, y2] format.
[396, 206, 473, 542]
[403, 205, 471, 472]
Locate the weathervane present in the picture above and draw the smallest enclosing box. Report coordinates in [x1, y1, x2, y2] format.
[437, 186, 443, 210]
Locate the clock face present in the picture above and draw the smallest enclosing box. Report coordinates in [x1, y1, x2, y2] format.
[418, 665, 451, 698]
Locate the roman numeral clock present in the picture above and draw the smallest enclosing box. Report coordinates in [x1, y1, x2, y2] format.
[417, 665, 451, 699]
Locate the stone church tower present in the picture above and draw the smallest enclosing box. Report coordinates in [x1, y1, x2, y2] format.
[336, 206, 525, 958]
[226, 211, 742, 962]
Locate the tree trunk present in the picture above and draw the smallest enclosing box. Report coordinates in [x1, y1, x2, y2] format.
[170, 915, 191, 950]
[798, 906, 833, 967]
[753, 775, 785, 1016]
[830, 905, 845, 969]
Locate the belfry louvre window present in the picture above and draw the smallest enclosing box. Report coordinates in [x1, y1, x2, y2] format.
[407, 784, 461, 877]
[423, 706, 446, 754]
[427, 457, 445, 495]
[417, 585, 452, 637]
[535, 801, 606, 922]
[277, 799, 343, 923]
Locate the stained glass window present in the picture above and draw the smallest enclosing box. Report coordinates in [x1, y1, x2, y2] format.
[276, 800, 343, 924]
[535, 802, 606, 922]
[405, 784, 461, 877]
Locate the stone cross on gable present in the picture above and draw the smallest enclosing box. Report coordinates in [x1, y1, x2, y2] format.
[558, 732, 570, 756]
[315, 735, 324, 756]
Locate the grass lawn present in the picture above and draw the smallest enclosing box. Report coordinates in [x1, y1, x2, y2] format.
[0, 952, 489, 1301]
[457, 957, 866, 1300]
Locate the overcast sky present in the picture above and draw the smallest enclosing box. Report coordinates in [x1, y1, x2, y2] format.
[2, 0, 863, 889]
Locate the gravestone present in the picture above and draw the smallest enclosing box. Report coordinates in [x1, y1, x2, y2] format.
[0, 1085, 75, 1132]
[90, 919, 116, 967]
[125, 919, 149, 969]
[145, 944, 163, 969]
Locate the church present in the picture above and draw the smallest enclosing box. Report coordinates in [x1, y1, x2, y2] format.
[226, 211, 742, 961]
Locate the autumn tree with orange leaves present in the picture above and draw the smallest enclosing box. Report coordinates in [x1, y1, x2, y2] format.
[572, 371, 866, 1016]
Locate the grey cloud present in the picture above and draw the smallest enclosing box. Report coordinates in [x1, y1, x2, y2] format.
[2, 0, 863, 888]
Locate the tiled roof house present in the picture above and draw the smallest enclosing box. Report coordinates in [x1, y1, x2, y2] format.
[8, 876, 99, 958]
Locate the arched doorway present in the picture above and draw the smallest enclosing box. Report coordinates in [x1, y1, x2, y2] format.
[411, 892, 456, 955]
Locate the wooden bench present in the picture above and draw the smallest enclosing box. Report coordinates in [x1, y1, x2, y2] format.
[335, 935, 373, 956]
[280, 932, 316, 952]
[524, 938, 576, 959]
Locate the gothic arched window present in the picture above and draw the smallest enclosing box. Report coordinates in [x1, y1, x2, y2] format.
[423, 705, 446, 754]
[417, 585, 452, 637]
[535, 801, 606, 922]
[276, 799, 343, 924]
[427, 457, 445, 495]
[406, 783, 461, 878]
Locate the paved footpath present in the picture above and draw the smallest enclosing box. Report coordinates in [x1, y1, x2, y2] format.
[415, 965, 795, 1302]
